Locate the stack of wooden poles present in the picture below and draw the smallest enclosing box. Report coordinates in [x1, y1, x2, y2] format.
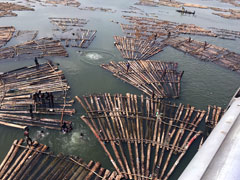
[113, 36, 165, 60]
[164, 36, 240, 73]
[0, 61, 74, 130]
[0, 37, 68, 61]
[75, 93, 215, 180]
[0, 26, 15, 48]
[101, 60, 183, 98]
[121, 16, 217, 40]
[0, 139, 122, 180]
[50, 17, 97, 48]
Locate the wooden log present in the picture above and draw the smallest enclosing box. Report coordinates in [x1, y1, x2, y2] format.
[0, 140, 18, 172]
[0, 139, 24, 178]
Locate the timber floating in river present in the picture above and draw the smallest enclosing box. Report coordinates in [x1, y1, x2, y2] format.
[114, 36, 165, 60]
[121, 15, 217, 40]
[0, 2, 34, 18]
[50, 17, 97, 48]
[0, 139, 122, 180]
[164, 36, 240, 73]
[0, 61, 74, 130]
[76, 93, 224, 179]
[0, 26, 15, 48]
[101, 60, 183, 98]
[0, 37, 68, 60]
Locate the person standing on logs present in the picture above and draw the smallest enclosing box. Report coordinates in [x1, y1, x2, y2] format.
[154, 33, 157, 41]
[61, 122, 68, 134]
[34, 57, 39, 68]
[204, 41, 207, 50]
[41, 93, 46, 109]
[29, 104, 33, 119]
[162, 69, 166, 79]
[152, 91, 155, 99]
[126, 62, 130, 73]
[49, 92, 54, 108]
[37, 91, 41, 102]
[24, 127, 32, 146]
[188, 37, 191, 43]
[167, 31, 171, 38]
[33, 92, 38, 103]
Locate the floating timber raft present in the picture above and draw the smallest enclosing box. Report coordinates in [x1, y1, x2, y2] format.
[0, 61, 74, 130]
[53, 29, 97, 48]
[79, 6, 117, 13]
[114, 36, 165, 60]
[210, 27, 240, 40]
[0, 37, 68, 60]
[0, 139, 122, 180]
[164, 36, 240, 73]
[45, 0, 81, 7]
[49, 17, 89, 31]
[50, 17, 97, 48]
[75, 93, 223, 179]
[0, 2, 34, 18]
[0, 26, 15, 48]
[121, 16, 217, 40]
[101, 60, 183, 98]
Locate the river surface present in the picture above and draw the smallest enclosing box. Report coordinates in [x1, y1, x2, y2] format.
[0, 0, 239, 179]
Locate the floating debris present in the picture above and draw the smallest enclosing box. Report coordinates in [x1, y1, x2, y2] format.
[76, 93, 208, 179]
[0, 139, 122, 180]
[79, 6, 117, 13]
[0, 37, 68, 60]
[164, 36, 240, 73]
[0, 62, 74, 130]
[113, 36, 165, 60]
[0, 2, 34, 18]
[101, 60, 183, 98]
[0, 26, 15, 48]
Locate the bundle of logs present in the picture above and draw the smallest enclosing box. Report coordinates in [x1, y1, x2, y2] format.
[50, 17, 97, 48]
[0, 61, 74, 130]
[0, 37, 68, 61]
[0, 139, 122, 180]
[78, 6, 116, 13]
[101, 60, 183, 98]
[121, 16, 217, 40]
[113, 36, 165, 60]
[210, 27, 240, 40]
[0, 26, 15, 48]
[76, 93, 224, 180]
[49, 17, 89, 31]
[164, 36, 240, 73]
[0, 2, 34, 18]
[45, 0, 81, 7]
